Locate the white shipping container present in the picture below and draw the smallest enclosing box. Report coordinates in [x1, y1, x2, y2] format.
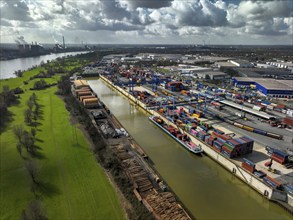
[253, 105, 262, 111]
[267, 105, 274, 110]
[287, 110, 293, 117]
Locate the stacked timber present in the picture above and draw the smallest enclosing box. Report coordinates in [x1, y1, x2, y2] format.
[144, 191, 190, 220]
[111, 144, 191, 219]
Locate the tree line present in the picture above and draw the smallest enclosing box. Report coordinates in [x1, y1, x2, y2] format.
[57, 74, 154, 220]
[12, 93, 46, 220]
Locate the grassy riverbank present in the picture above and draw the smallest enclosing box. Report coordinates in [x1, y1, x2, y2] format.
[0, 58, 125, 219]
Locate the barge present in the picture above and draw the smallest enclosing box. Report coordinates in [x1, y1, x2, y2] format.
[149, 115, 203, 154]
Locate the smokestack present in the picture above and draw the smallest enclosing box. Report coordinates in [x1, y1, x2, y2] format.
[62, 36, 65, 49]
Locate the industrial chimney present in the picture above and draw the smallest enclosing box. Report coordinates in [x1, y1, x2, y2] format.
[62, 36, 65, 49]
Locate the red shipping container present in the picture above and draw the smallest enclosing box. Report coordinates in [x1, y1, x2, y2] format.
[212, 146, 221, 153]
[276, 104, 286, 109]
[227, 139, 241, 147]
[222, 145, 233, 153]
[271, 155, 285, 164]
[242, 163, 255, 173]
[272, 153, 286, 161]
[212, 132, 232, 141]
[265, 176, 282, 186]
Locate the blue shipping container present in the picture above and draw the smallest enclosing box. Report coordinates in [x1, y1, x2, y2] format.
[243, 158, 255, 167]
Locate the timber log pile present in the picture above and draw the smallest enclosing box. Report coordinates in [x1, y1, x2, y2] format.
[111, 144, 191, 220]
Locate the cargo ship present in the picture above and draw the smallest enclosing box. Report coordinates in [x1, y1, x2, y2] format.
[149, 116, 203, 154]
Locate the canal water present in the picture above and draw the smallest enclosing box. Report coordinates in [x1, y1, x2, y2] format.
[89, 80, 291, 220]
[0, 51, 90, 79]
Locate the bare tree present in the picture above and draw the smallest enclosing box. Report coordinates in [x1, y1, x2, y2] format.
[31, 128, 36, 137]
[13, 125, 25, 143]
[16, 142, 23, 157]
[30, 93, 37, 105]
[23, 131, 35, 153]
[21, 200, 46, 220]
[24, 109, 33, 125]
[25, 160, 38, 184]
[27, 99, 34, 109]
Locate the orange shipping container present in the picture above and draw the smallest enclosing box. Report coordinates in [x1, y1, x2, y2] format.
[79, 95, 95, 102]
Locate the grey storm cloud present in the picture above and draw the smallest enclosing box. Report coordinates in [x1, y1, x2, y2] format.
[1, 0, 32, 21]
[0, 19, 12, 27]
[100, 0, 131, 20]
[245, 18, 289, 36]
[172, 0, 228, 27]
[1, 0, 292, 44]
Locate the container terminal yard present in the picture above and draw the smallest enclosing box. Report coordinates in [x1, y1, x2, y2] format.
[72, 54, 293, 218]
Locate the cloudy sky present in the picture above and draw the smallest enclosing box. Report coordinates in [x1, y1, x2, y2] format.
[0, 0, 292, 45]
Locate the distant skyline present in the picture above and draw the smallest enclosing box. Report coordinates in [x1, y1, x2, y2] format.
[0, 0, 292, 45]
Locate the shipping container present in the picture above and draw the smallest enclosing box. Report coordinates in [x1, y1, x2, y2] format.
[266, 132, 282, 140]
[242, 125, 254, 132]
[262, 176, 282, 189]
[253, 129, 267, 135]
[234, 122, 244, 128]
[253, 170, 266, 178]
[79, 95, 95, 102]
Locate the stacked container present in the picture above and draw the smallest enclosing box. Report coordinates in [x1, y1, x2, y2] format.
[197, 130, 207, 141]
[213, 137, 225, 153]
[235, 138, 249, 155]
[222, 139, 239, 158]
[262, 176, 282, 190]
[241, 158, 255, 173]
[190, 129, 198, 136]
[271, 150, 288, 165]
[207, 136, 217, 147]
[253, 170, 267, 178]
[204, 135, 210, 144]
[212, 131, 232, 141]
[213, 129, 224, 135]
[240, 136, 254, 153]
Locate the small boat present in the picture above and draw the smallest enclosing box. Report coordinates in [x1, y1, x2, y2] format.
[149, 116, 203, 154]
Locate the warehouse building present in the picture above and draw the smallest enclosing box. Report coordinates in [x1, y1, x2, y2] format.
[229, 60, 254, 68]
[196, 71, 228, 80]
[232, 77, 293, 98]
[236, 67, 292, 78]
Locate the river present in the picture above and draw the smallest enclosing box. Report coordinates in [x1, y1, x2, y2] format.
[89, 79, 291, 220]
[0, 51, 90, 79]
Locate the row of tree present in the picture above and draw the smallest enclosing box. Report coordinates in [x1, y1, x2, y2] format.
[13, 92, 46, 220]
[24, 93, 40, 126]
[58, 74, 153, 219]
[0, 86, 22, 130]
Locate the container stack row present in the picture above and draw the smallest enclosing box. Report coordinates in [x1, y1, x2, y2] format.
[241, 158, 255, 173]
[271, 149, 289, 165]
[210, 130, 254, 158]
[262, 176, 282, 190]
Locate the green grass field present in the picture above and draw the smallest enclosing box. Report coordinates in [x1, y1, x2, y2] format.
[0, 65, 125, 219]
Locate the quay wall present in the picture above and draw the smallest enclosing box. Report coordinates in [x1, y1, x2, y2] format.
[99, 76, 288, 205]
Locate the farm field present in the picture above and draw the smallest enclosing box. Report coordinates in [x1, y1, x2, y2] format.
[0, 59, 125, 219]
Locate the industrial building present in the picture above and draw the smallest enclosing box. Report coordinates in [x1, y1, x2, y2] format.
[267, 61, 293, 71]
[196, 71, 228, 80]
[236, 68, 292, 78]
[232, 77, 293, 98]
[229, 60, 254, 68]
